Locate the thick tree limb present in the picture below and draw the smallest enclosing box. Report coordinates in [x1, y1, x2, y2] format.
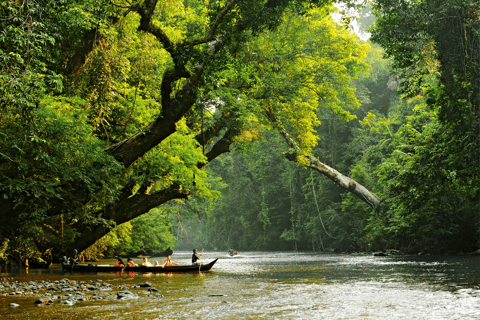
[68, 120, 241, 251]
[137, 0, 175, 53]
[184, 0, 242, 47]
[194, 121, 226, 146]
[107, 66, 204, 167]
[69, 183, 189, 252]
[69, 126, 240, 251]
[265, 108, 381, 208]
[201, 128, 238, 166]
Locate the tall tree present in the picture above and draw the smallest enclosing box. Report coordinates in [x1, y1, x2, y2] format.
[0, 0, 374, 264]
[366, 0, 480, 252]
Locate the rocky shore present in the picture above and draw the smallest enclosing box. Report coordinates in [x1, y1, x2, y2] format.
[0, 278, 164, 308]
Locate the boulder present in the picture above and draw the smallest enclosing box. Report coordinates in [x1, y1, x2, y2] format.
[139, 282, 152, 288]
[34, 296, 52, 305]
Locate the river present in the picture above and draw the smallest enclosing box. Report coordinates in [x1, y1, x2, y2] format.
[1, 251, 479, 319]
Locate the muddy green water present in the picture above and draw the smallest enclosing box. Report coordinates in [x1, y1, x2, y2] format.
[1, 251, 479, 319]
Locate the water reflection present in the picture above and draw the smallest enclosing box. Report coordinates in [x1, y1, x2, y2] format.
[1, 252, 479, 319]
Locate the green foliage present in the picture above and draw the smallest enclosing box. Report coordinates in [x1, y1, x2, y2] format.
[171, 19, 394, 253]
[0, 98, 122, 218]
[374, 103, 479, 252]
[243, 6, 368, 154]
[93, 206, 177, 256]
[2, 0, 476, 267]
[371, 0, 479, 124]
[367, 0, 479, 252]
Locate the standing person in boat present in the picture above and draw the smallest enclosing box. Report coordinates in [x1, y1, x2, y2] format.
[162, 255, 178, 267]
[192, 249, 203, 265]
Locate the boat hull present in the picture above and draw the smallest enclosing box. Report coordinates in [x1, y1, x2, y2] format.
[62, 258, 218, 273]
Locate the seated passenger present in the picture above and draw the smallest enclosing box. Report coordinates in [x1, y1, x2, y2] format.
[141, 257, 153, 267]
[162, 255, 179, 267]
[115, 258, 125, 267]
[192, 249, 203, 265]
[126, 258, 138, 267]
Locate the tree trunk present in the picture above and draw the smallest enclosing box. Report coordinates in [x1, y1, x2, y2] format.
[265, 108, 381, 209]
[288, 152, 380, 208]
[65, 125, 238, 252]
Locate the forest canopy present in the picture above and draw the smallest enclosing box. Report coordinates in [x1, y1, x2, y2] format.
[0, 0, 478, 266]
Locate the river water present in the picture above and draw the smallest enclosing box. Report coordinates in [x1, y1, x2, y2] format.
[1, 251, 479, 319]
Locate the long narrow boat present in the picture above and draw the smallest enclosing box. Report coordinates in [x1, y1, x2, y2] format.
[62, 258, 218, 273]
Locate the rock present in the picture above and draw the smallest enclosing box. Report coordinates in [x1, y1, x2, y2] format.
[9, 303, 19, 307]
[117, 291, 135, 298]
[34, 296, 52, 305]
[385, 249, 401, 255]
[373, 252, 387, 256]
[99, 286, 112, 291]
[119, 294, 139, 300]
[147, 288, 159, 292]
[61, 300, 76, 306]
[139, 282, 152, 287]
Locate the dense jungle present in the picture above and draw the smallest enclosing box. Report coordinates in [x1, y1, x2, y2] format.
[0, 0, 479, 267]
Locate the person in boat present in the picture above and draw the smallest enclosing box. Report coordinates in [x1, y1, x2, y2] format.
[115, 258, 125, 267]
[68, 249, 79, 265]
[141, 257, 153, 267]
[162, 255, 179, 267]
[192, 249, 203, 265]
[126, 258, 138, 267]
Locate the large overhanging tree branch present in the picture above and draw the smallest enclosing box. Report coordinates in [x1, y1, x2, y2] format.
[67, 123, 239, 252]
[1, 0, 239, 219]
[265, 108, 381, 208]
[1, 0, 368, 261]
[69, 182, 189, 251]
[107, 0, 241, 168]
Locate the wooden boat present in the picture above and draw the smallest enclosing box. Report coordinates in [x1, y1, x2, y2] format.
[62, 258, 218, 273]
